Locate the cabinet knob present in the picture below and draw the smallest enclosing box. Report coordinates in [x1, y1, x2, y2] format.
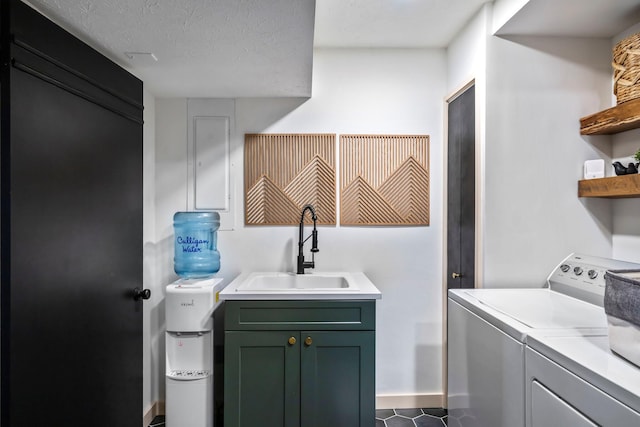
[304, 336, 313, 346]
[288, 336, 297, 346]
[452, 272, 462, 279]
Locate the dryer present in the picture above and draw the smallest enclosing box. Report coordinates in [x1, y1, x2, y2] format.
[525, 331, 640, 426]
[447, 254, 640, 427]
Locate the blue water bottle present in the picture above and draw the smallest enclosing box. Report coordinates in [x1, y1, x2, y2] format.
[173, 211, 220, 278]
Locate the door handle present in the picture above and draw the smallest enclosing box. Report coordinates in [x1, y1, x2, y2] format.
[133, 287, 151, 301]
[451, 272, 462, 279]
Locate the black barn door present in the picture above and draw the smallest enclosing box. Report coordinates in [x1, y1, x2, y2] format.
[447, 85, 475, 289]
[1, 1, 144, 425]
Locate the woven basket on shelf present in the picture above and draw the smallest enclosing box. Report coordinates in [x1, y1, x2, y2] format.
[613, 32, 640, 104]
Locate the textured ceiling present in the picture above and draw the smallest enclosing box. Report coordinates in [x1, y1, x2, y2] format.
[24, 0, 316, 98]
[495, 0, 640, 38]
[22, 0, 638, 98]
[314, 0, 491, 48]
[22, 0, 492, 98]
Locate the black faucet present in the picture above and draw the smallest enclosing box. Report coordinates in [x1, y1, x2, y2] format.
[297, 204, 319, 274]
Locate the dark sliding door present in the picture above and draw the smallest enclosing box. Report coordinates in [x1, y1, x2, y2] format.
[447, 85, 475, 290]
[1, 1, 145, 425]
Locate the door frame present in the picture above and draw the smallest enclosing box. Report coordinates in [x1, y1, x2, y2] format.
[441, 79, 483, 408]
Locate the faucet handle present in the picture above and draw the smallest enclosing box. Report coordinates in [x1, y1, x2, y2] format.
[311, 229, 319, 252]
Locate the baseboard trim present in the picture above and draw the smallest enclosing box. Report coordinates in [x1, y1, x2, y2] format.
[143, 401, 165, 427]
[144, 395, 442, 421]
[376, 393, 444, 410]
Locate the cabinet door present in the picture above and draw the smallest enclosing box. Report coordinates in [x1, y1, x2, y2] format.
[301, 331, 375, 427]
[225, 331, 301, 427]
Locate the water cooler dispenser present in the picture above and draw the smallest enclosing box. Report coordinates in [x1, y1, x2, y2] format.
[166, 277, 224, 427]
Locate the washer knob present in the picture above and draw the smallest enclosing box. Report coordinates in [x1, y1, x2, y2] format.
[560, 264, 570, 273]
[588, 269, 598, 280]
[574, 266, 583, 276]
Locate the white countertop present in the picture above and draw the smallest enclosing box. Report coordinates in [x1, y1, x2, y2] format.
[219, 271, 382, 300]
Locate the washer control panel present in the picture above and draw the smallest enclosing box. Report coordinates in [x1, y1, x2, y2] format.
[549, 254, 640, 305]
[558, 263, 601, 279]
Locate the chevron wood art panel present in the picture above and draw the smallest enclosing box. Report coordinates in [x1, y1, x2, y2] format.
[244, 133, 336, 225]
[340, 135, 429, 225]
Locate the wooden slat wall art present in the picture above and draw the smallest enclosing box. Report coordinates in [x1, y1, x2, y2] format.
[245, 133, 336, 225]
[340, 134, 430, 226]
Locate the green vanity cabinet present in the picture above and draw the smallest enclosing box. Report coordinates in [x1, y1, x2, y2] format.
[224, 300, 376, 427]
[225, 330, 301, 427]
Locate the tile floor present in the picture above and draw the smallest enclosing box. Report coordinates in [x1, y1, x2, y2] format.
[376, 408, 448, 427]
[149, 408, 448, 426]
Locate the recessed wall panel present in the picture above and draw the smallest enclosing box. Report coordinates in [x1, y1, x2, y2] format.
[194, 116, 230, 211]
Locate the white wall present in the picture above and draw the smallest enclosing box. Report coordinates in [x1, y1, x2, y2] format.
[491, 0, 529, 34]
[151, 98, 190, 407]
[446, 4, 613, 289]
[612, 124, 640, 263]
[142, 88, 158, 414]
[446, 4, 491, 286]
[147, 8, 637, 411]
[447, 4, 489, 95]
[612, 22, 640, 263]
[154, 47, 447, 401]
[483, 34, 614, 287]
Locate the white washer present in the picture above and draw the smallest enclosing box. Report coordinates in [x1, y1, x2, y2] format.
[447, 254, 640, 427]
[525, 331, 640, 426]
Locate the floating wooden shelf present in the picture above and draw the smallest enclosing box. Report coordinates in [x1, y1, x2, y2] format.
[578, 174, 640, 198]
[580, 98, 640, 135]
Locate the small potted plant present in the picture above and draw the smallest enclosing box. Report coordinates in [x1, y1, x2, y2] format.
[632, 148, 640, 174]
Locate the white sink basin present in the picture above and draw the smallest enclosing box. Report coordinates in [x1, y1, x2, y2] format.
[219, 271, 381, 300]
[237, 272, 356, 291]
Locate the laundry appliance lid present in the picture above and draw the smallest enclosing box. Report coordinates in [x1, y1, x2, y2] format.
[449, 288, 609, 342]
[471, 289, 608, 329]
